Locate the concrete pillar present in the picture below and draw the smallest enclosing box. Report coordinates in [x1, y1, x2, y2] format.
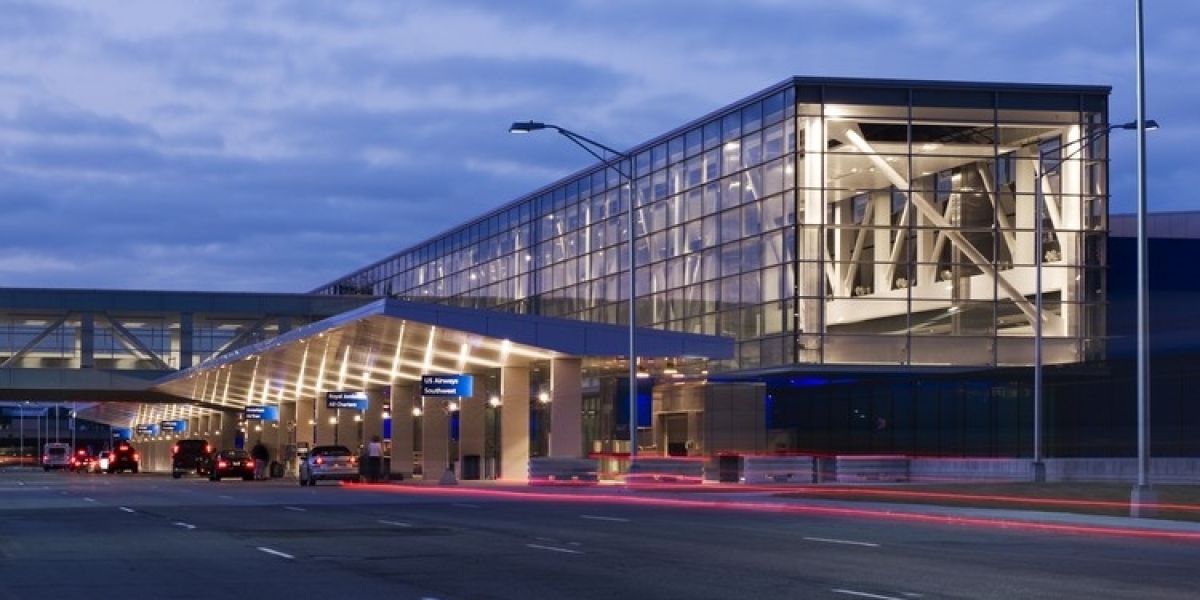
[296, 396, 315, 450]
[500, 364, 530, 482]
[390, 382, 416, 479]
[279, 401, 299, 476]
[549, 357, 583, 458]
[331, 405, 359, 452]
[458, 374, 486, 479]
[421, 395, 452, 480]
[363, 388, 386, 448]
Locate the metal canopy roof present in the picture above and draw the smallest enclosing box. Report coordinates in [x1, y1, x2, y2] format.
[149, 298, 734, 418]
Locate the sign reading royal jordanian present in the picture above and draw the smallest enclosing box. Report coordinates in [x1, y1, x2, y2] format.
[326, 390, 369, 410]
[421, 374, 473, 397]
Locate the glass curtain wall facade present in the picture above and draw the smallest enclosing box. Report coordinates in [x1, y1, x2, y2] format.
[315, 78, 1110, 376]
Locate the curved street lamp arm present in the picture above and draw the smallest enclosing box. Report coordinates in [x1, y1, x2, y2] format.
[509, 121, 632, 180]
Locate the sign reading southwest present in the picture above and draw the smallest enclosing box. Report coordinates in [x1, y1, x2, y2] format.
[326, 391, 369, 410]
[243, 405, 280, 421]
[421, 374, 474, 397]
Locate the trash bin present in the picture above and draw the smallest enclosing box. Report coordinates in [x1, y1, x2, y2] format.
[717, 454, 742, 483]
[269, 460, 283, 479]
[461, 455, 481, 480]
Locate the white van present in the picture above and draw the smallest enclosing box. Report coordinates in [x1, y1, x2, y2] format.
[43, 442, 71, 471]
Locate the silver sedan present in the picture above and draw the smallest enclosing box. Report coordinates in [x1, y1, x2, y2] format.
[298, 445, 359, 486]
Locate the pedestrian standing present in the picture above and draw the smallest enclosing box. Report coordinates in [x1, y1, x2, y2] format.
[366, 435, 384, 483]
[251, 440, 270, 480]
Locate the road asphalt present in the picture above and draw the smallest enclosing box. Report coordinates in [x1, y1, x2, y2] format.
[376, 476, 1200, 538]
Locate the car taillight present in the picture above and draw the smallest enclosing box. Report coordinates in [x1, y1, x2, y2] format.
[349, 456, 357, 465]
[314, 456, 324, 465]
[217, 460, 228, 469]
[133, 453, 140, 461]
[206, 444, 213, 453]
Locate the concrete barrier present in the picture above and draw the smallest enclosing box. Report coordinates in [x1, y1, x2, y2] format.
[627, 457, 704, 484]
[528, 457, 599, 485]
[906, 457, 1200, 484]
[834, 455, 909, 483]
[741, 455, 816, 484]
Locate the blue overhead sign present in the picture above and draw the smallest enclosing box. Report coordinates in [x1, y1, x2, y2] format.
[160, 420, 186, 433]
[421, 374, 474, 397]
[326, 391, 369, 410]
[243, 405, 280, 421]
[135, 424, 159, 436]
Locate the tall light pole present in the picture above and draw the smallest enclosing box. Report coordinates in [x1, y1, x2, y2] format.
[1132, 0, 1155, 518]
[1031, 120, 1153, 483]
[509, 121, 640, 463]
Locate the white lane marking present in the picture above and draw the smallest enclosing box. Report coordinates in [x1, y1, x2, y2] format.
[805, 536, 880, 548]
[831, 589, 907, 599]
[218, 495, 234, 500]
[283, 506, 306, 512]
[580, 515, 630, 522]
[83, 497, 96, 502]
[119, 507, 135, 513]
[451, 503, 480, 509]
[257, 547, 294, 560]
[173, 522, 197, 530]
[526, 543, 583, 555]
[378, 520, 411, 527]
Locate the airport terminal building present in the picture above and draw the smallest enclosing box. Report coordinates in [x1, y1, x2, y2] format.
[4, 77, 1195, 481]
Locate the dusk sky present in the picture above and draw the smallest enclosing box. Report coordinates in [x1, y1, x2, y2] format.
[1, 0, 1192, 293]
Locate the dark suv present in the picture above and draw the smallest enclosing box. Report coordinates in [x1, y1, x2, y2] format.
[108, 441, 140, 474]
[171, 439, 213, 479]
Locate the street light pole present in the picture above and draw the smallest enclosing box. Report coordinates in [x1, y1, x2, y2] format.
[1031, 120, 1154, 484]
[509, 121, 639, 463]
[1132, 0, 1155, 518]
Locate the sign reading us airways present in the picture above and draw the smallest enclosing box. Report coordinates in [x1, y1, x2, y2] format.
[421, 374, 474, 397]
[326, 390, 369, 410]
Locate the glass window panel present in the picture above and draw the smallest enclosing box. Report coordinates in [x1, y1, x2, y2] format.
[668, 135, 685, 164]
[764, 91, 786, 126]
[722, 111, 742, 143]
[742, 101, 763, 134]
[651, 142, 668, 172]
[703, 120, 722, 151]
[685, 127, 703, 157]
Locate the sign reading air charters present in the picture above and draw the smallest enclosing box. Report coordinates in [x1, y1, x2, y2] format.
[243, 405, 280, 421]
[421, 374, 474, 397]
[326, 390, 369, 411]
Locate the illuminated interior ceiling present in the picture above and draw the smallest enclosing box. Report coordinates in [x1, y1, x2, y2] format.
[826, 141, 1018, 196]
[150, 298, 734, 416]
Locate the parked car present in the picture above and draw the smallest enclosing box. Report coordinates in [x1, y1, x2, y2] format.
[92, 450, 111, 473]
[298, 445, 358, 486]
[69, 449, 93, 473]
[108, 442, 139, 474]
[171, 439, 213, 479]
[42, 442, 71, 471]
[206, 449, 255, 481]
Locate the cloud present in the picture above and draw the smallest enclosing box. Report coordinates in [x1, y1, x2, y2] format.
[0, 0, 1194, 292]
